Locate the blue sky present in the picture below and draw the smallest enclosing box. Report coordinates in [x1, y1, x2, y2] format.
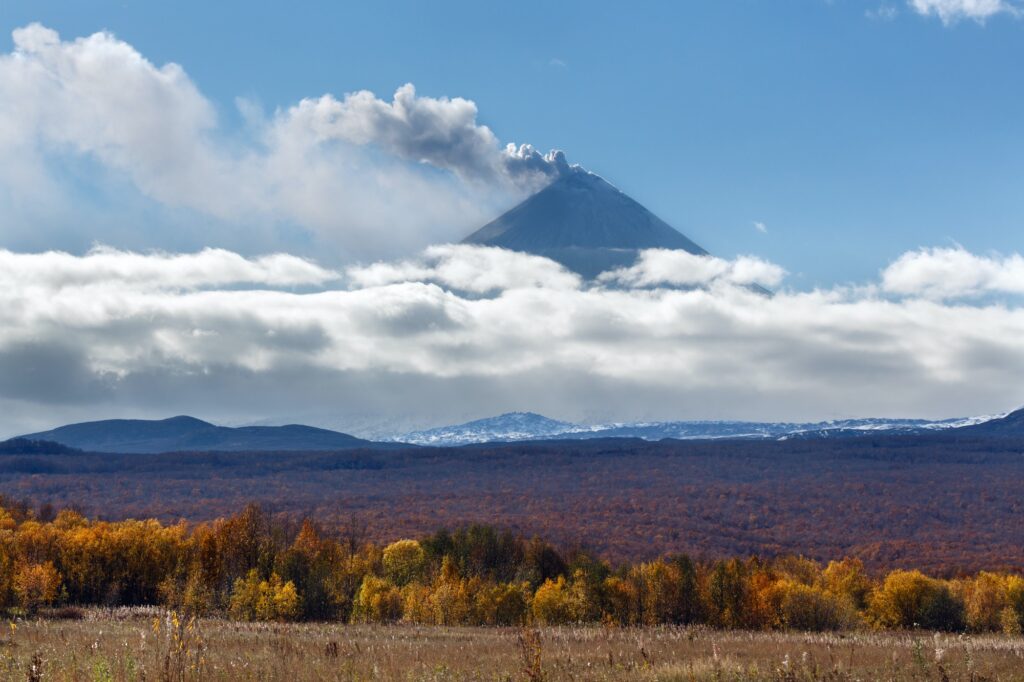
[1, 0, 1021, 286]
[1, 1, 1024, 433]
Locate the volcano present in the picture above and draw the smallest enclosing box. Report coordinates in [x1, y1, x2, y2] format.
[463, 168, 707, 278]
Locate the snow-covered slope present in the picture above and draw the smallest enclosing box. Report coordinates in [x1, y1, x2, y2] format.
[396, 413, 1001, 446]
[954, 406, 1024, 437]
[400, 412, 577, 446]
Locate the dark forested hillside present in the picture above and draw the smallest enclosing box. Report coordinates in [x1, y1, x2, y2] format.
[958, 406, 1024, 437]
[1, 434, 1023, 573]
[18, 415, 380, 453]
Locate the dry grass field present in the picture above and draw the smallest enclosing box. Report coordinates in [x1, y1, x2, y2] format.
[4, 609, 1024, 681]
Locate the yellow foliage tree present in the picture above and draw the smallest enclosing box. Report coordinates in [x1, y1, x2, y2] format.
[961, 572, 1010, 632]
[630, 561, 682, 626]
[382, 539, 426, 586]
[351, 575, 403, 623]
[763, 579, 859, 631]
[472, 581, 529, 626]
[0, 536, 16, 609]
[1003, 575, 1024, 634]
[602, 575, 638, 625]
[532, 576, 577, 625]
[228, 570, 301, 622]
[869, 570, 964, 631]
[267, 576, 301, 621]
[14, 562, 61, 614]
[821, 558, 872, 610]
[400, 582, 434, 624]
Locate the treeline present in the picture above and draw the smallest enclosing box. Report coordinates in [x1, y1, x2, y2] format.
[1, 500, 1023, 632]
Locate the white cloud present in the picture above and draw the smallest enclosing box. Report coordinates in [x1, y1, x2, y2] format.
[866, 5, 900, 20]
[0, 24, 569, 260]
[2, 244, 1024, 436]
[286, 84, 569, 188]
[907, 0, 1019, 23]
[881, 246, 1024, 299]
[0, 246, 339, 290]
[754, 221, 768, 233]
[347, 244, 581, 293]
[598, 249, 786, 288]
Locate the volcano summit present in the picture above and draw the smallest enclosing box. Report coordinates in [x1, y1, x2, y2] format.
[463, 167, 707, 278]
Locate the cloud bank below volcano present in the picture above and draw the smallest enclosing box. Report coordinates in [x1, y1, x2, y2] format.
[2, 244, 1023, 437]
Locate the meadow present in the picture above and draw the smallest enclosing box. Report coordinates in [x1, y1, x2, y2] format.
[7, 441, 1024, 679]
[4, 610, 1024, 681]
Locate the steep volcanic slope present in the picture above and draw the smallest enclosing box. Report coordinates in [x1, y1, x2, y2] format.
[463, 168, 707, 278]
[20, 415, 380, 453]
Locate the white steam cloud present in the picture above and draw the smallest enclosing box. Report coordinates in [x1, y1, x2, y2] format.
[0, 24, 569, 260]
[289, 84, 571, 188]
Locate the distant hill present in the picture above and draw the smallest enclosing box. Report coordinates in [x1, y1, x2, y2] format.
[401, 412, 576, 446]
[957, 407, 1024, 437]
[19, 415, 384, 454]
[462, 168, 707, 279]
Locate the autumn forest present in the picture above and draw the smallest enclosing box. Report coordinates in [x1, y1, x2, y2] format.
[2, 497, 1023, 636]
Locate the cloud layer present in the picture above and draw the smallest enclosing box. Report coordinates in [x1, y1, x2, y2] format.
[0, 24, 567, 260]
[2, 244, 1023, 437]
[597, 250, 786, 289]
[908, 0, 1020, 23]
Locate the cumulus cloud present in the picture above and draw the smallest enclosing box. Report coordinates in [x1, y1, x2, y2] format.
[347, 244, 581, 293]
[598, 250, 786, 289]
[881, 246, 1024, 299]
[908, 0, 1020, 23]
[2, 244, 1024, 437]
[0, 247, 339, 290]
[0, 24, 568, 260]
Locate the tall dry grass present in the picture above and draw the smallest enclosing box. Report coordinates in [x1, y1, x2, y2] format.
[3, 609, 1024, 680]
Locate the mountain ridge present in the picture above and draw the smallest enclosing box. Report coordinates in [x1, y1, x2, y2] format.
[395, 411, 1004, 446]
[12, 408, 1018, 453]
[955, 406, 1024, 437]
[19, 416, 384, 454]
